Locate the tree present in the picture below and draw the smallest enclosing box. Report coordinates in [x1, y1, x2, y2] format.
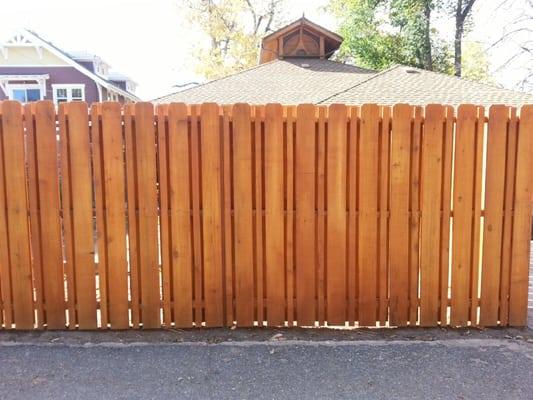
[452, 0, 477, 76]
[181, 0, 285, 79]
[329, 0, 453, 73]
[491, 0, 533, 91]
[461, 41, 493, 82]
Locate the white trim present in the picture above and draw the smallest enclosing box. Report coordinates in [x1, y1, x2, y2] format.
[52, 83, 85, 104]
[8, 29, 140, 101]
[7, 83, 44, 102]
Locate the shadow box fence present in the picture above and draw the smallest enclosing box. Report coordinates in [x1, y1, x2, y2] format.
[0, 100, 531, 330]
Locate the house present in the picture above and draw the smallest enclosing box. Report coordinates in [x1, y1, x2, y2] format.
[0, 29, 139, 105]
[154, 17, 533, 107]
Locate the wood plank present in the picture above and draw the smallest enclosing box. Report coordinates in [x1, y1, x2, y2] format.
[24, 103, 43, 328]
[285, 106, 295, 326]
[168, 103, 194, 327]
[295, 104, 316, 326]
[347, 106, 359, 325]
[378, 106, 391, 325]
[479, 105, 508, 326]
[470, 106, 485, 325]
[419, 104, 445, 326]
[254, 106, 265, 325]
[100, 102, 129, 329]
[439, 106, 454, 325]
[222, 105, 234, 327]
[409, 107, 423, 325]
[509, 105, 533, 326]
[200, 103, 224, 326]
[232, 103, 255, 326]
[499, 107, 518, 325]
[156, 104, 172, 327]
[33, 102, 65, 329]
[389, 104, 412, 326]
[190, 105, 203, 326]
[326, 104, 347, 325]
[134, 103, 160, 328]
[90, 104, 109, 328]
[57, 105, 76, 330]
[123, 104, 140, 328]
[0, 101, 34, 329]
[64, 102, 97, 329]
[264, 104, 285, 326]
[358, 104, 380, 326]
[451, 104, 477, 326]
[0, 102, 14, 328]
[317, 106, 326, 325]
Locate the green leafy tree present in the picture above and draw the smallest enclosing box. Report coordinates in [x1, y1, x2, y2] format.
[329, 0, 453, 72]
[461, 41, 492, 83]
[181, 0, 285, 79]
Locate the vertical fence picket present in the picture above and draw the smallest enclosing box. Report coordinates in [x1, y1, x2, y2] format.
[123, 104, 140, 328]
[100, 102, 129, 329]
[133, 103, 160, 329]
[24, 103, 44, 328]
[200, 103, 224, 327]
[347, 106, 359, 325]
[0, 103, 14, 328]
[509, 105, 533, 326]
[451, 104, 478, 326]
[233, 103, 255, 326]
[326, 104, 348, 325]
[64, 102, 98, 329]
[480, 105, 508, 326]
[264, 103, 285, 326]
[32, 102, 65, 329]
[378, 106, 391, 325]
[285, 105, 296, 326]
[439, 106, 454, 325]
[358, 104, 380, 326]
[295, 104, 317, 326]
[419, 104, 445, 326]
[409, 106, 423, 325]
[0, 101, 34, 329]
[167, 103, 194, 327]
[156, 104, 172, 327]
[499, 107, 518, 325]
[389, 104, 412, 326]
[90, 103, 109, 328]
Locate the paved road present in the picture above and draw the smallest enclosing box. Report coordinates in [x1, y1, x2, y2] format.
[0, 339, 532, 400]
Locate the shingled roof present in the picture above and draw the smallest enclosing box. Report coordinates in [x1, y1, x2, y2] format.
[154, 58, 374, 104]
[155, 61, 533, 107]
[321, 65, 533, 107]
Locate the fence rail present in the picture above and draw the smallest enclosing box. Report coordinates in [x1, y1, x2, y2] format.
[0, 100, 531, 329]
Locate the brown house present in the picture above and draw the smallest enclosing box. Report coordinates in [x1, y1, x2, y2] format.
[155, 17, 533, 106]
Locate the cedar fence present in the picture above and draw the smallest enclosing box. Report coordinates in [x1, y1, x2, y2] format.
[0, 100, 531, 330]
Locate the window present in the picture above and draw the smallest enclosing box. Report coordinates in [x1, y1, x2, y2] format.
[52, 85, 85, 105]
[9, 86, 42, 103]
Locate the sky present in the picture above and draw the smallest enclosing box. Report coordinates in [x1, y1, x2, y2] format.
[0, 0, 530, 100]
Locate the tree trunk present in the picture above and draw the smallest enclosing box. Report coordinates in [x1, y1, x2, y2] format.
[455, 0, 463, 77]
[424, 1, 433, 70]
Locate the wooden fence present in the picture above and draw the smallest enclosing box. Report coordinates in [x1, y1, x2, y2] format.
[0, 100, 531, 329]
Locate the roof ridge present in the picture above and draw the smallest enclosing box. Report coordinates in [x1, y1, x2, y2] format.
[151, 59, 282, 102]
[317, 64, 402, 104]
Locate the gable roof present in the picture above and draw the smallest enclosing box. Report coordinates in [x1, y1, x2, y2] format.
[262, 16, 343, 43]
[320, 65, 533, 107]
[153, 58, 374, 104]
[5, 29, 140, 101]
